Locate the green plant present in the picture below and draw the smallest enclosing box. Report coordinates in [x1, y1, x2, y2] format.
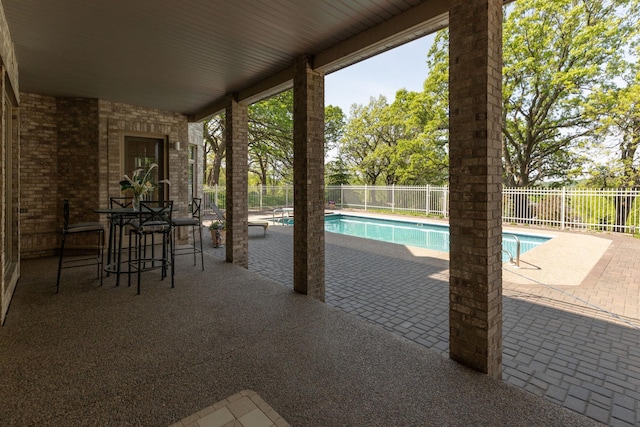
[208, 221, 225, 231]
[120, 163, 170, 198]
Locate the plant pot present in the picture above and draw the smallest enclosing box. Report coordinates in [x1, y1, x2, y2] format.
[211, 229, 226, 247]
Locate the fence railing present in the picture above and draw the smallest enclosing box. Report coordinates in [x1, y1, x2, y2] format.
[203, 185, 640, 234]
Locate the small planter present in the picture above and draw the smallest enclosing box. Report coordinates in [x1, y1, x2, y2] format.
[210, 228, 225, 247]
[328, 201, 336, 209]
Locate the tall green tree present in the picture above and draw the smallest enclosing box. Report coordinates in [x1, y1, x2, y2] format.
[325, 105, 346, 157]
[421, 0, 638, 189]
[382, 90, 447, 185]
[340, 96, 399, 184]
[588, 55, 640, 189]
[203, 114, 225, 186]
[388, 35, 450, 186]
[206, 91, 346, 187]
[502, 0, 636, 187]
[325, 158, 351, 185]
[248, 90, 294, 185]
[586, 43, 640, 229]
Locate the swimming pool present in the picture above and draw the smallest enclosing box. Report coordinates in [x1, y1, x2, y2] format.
[324, 214, 551, 261]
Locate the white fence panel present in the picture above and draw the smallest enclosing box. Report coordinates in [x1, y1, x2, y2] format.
[203, 185, 640, 234]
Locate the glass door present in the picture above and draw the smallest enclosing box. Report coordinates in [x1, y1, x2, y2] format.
[123, 136, 167, 202]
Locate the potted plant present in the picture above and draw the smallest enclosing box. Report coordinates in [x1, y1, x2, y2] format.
[119, 163, 170, 210]
[209, 221, 226, 247]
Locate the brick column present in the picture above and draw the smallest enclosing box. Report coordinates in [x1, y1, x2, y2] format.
[448, 0, 503, 377]
[225, 94, 249, 267]
[293, 56, 325, 301]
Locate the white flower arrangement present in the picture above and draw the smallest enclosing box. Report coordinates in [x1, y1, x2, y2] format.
[119, 163, 170, 198]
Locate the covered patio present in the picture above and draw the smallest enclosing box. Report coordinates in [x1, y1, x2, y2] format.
[0, 0, 544, 424]
[0, 253, 593, 426]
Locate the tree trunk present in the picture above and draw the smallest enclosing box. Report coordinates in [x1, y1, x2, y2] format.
[614, 190, 637, 233]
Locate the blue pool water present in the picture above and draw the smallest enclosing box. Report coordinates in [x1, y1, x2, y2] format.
[324, 214, 551, 261]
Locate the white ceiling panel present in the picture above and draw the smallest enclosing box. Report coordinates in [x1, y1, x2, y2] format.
[3, 0, 448, 118]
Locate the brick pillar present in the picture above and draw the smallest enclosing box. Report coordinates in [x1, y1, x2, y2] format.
[225, 94, 249, 267]
[448, 0, 503, 377]
[293, 56, 325, 301]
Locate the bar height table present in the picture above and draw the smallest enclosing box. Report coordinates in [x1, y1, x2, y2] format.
[94, 207, 138, 286]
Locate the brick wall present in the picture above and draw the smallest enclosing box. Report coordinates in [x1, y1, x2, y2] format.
[19, 93, 60, 258]
[18, 95, 191, 258]
[98, 100, 189, 214]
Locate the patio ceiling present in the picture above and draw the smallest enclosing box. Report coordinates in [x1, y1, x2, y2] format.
[3, 0, 448, 121]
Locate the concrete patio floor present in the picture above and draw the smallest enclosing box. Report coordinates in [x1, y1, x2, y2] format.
[0, 233, 601, 425]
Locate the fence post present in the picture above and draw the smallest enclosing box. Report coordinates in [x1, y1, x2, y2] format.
[426, 185, 431, 215]
[259, 184, 263, 210]
[214, 184, 219, 208]
[392, 184, 395, 213]
[340, 184, 344, 209]
[364, 184, 368, 211]
[560, 187, 566, 230]
[444, 186, 449, 218]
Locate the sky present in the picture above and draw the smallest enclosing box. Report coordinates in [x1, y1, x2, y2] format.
[324, 33, 436, 116]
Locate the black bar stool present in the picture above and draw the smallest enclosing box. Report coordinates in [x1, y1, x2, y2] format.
[56, 199, 105, 293]
[171, 197, 204, 270]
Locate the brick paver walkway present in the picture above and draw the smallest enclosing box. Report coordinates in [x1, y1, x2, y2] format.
[205, 222, 640, 426]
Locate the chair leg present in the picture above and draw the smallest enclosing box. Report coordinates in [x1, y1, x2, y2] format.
[128, 231, 134, 288]
[169, 231, 175, 288]
[136, 232, 142, 295]
[97, 229, 104, 286]
[191, 225, 197, 266]
[198, 225, 204, 271]
[117, 219, 126, 287]
[56, 231, 67, 294]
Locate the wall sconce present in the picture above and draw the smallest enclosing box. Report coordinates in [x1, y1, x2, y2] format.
[173, 141, 181, 151]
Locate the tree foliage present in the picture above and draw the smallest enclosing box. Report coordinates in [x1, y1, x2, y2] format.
[248, 90, 294, 185]
[587, 47, 640, 188]
[203, 91, 345, 186]
[340, 96, 396, 184]
[338, 89, 448, 185]
[203, 0, 639, 192]
[501, 0, 637, 186]
[325, 105, 346, 156]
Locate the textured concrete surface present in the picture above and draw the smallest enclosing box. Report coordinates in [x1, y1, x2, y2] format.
[0, 240, 597, 425]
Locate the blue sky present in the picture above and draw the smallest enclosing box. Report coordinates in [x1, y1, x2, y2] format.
[324, 33, 436, 116]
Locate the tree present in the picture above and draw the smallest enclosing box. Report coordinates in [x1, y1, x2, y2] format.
[324, 105, 346, 158]
[204, 92, 345, 188]
[587, 43, 640, 230]
[340, 96, 398, 184]
[588, 61, 640, 189]
[203, 114, 225, 186]
[501, 0, 636, 187]
[325, 158, 351, 185]
[388, 36, 449, 186]
[248, 90, 294, 185]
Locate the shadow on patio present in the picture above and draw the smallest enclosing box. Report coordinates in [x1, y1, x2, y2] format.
[0, 252, 595, 426]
